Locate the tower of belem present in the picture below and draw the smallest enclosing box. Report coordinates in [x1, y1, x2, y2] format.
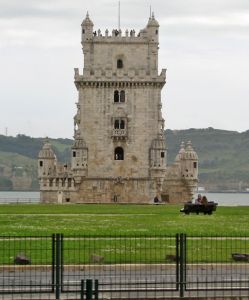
[38, 13, 198, 204]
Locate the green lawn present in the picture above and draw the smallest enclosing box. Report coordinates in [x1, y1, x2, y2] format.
[0, 204, 248, 264]
[0, 204, 248, 236]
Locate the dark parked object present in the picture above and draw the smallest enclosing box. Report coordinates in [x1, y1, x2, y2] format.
[180, 201, 218, 215]
[232, 253, 249, 262]
[14, 253, 31, 265]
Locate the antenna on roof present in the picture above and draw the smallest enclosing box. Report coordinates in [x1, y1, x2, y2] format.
[118, 1, 121, 30]
[150, 5, 152, 18]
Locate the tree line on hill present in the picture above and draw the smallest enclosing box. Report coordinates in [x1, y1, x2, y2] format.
[0, 128, 248, 191]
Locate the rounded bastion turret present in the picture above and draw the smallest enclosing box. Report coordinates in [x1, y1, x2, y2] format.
[38, 141, 56, 178]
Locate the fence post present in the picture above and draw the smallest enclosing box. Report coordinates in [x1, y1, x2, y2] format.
[55, 233, 61, 300]
[86, 279, 93, 300]
[179, 233, 187, 298]
[94, 279, 99, 300]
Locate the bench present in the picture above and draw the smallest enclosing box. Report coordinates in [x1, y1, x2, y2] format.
[180, 201, 218, 215]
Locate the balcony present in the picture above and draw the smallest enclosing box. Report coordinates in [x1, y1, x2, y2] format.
[112, 129, 127, 140]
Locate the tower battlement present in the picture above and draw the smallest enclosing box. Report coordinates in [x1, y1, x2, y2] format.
[81, 12, 159, 44]
[74, 68, 166, 84]
[83, 28, 156, 42]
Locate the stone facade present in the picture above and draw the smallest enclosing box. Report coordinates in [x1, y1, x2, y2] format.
[38, 13, 198, 204]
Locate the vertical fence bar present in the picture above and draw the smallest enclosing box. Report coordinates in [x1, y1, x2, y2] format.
[86, 279, 93, 300]
[184, 233, 187, 290]
[179, 233, 186, 298]
[55, 233, 61, 300]
[80, 280, 85, 300]
[60, 234, 64, 292]
[176, 233, 179, 291]
[51, 234, 56, 293]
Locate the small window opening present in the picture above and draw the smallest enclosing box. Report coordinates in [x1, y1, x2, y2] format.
[193, 162, 197, 169]
[114, 119, 125, 129]
[66, 198, 70, 203]
[39, 161, 43, 167]
[114, 90, 119, 102]
[114, 120, 120, 129]
[73, 151, 76, 157]
[161, 152, 165, 158]
[120, 90, 125, 102]
[120, 120, 125, 129]
[155, 29, 158, 35]
[82, 29, 85, 34]
[114, 147, 124, 160]
[117, 59, 123, 69]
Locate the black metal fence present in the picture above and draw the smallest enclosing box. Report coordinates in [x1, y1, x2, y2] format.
[0, 234, 248, 299]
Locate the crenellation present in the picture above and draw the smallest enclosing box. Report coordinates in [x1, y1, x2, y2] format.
[76, 69, 166, 83]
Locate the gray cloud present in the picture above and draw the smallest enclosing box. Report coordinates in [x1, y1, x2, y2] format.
[0, 0, 248, 137]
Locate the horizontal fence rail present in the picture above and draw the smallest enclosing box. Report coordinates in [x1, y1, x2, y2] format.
[0, 234, 248, 299]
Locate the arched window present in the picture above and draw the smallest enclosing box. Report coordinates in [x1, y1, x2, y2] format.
[114, 147, 124, 160]
[114, 90, 125, 103]
[120, 120, 125, 129]
[120, 90, 125, 102]
[114, 120, 120, 129]
[117, 59, 123, 69]
[114, 90, 119, 102]
[114, 119, 125, 129]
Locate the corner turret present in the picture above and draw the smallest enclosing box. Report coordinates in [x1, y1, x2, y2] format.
[71, 132, 88, 183]
[81, 12, 94, 42]
[179, 141, 198, 179]
[146, 12, 159, 43]
[38, 141, 56, 178]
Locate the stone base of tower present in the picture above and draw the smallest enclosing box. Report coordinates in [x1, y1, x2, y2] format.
[40, 178, 155, 204]
[162, 178, 198, 204]
[40, 176, 197, 204]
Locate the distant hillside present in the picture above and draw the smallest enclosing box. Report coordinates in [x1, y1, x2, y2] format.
[0, 134, 72, 191]
[0, 128, 248, 191]
[166, 128, 249, 191]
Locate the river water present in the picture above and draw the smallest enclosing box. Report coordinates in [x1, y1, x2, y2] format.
[0, 191, 248, 206]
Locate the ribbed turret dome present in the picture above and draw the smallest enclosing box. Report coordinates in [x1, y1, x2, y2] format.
[72, 138, 87, 149]
[182, 141, 198, 160]
[147, 13, 159, 27]
[151, 137, 166, 149]
[175, 142, 185, 162]
[38, 142, 56, 159]
[81, 12, 93, 26]
[72, 132, 87, 149]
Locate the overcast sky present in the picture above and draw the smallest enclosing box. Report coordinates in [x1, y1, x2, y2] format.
[0, 0, 248, 138]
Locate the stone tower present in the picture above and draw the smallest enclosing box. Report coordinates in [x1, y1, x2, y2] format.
[38, 13, 198, 204]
